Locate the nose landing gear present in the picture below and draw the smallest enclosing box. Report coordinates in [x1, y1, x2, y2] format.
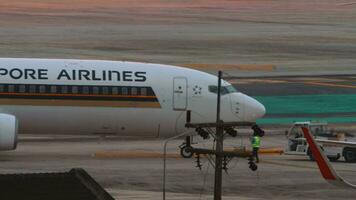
[180, 145, 194, 158]
[179, 136, 194, 158]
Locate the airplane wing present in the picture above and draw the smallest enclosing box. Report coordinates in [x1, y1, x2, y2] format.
[315, 139, 356, 148]
[301, 127, 356, 189]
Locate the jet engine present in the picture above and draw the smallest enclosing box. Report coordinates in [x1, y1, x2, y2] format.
[0, 114, 18, 150]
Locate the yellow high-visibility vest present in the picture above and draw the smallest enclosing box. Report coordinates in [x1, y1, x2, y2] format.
[252, 136, 261, 148]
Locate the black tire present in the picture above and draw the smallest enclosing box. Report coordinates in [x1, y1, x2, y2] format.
[343, 148, 356, 163]
[327, 154, 340, 162]
[180, 146, 193, 158]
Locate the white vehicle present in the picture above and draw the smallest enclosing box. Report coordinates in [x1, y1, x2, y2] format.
[301, 127, 356, 189]
[285, 121, 356, 162]
[0, 58, 266, 151]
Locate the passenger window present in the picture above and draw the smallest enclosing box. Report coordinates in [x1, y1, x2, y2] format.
[62, 86, 68, 94]
[102, 87, 109, 95]
[112, 87, 119, 95]
[19, 85, 26, 93]
[0, 85, 4, 92]
[122, 87, 128, 95]
[140, 88, 147, 96]
[8, 85, 15, 93]
[50, 86, 57, 94]
[82, 86, 89, 94]
[93, 87, 99, 95]
[72, 86, 78, 94]
[29, 85, 36, 93]
[131, 87, 137, 95]
[39, 85, 46, 93]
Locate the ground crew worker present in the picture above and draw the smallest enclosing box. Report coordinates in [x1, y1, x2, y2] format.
[251, 127, 262, 163]
[251, 132, 261, 163]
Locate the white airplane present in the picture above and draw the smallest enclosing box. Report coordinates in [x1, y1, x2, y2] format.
[301, 127, 356, 189]
[0, 58, 265, 151]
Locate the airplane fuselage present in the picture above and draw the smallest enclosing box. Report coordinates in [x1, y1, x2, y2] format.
[0, 58, 265, 138]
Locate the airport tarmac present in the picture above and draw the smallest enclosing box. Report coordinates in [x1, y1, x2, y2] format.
[230, 75, 356, 125]
[0, 74, 353, 199]
[0, 0, 356, 75]
[0, 134, 355, 200]
[0, 0, 355, 199]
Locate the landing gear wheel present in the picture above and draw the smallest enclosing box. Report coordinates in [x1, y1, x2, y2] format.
[344, 148, 356, 163]
[180, 146, 193, 158]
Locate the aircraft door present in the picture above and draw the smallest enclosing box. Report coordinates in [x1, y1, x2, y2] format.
[173, 77, 188, 110]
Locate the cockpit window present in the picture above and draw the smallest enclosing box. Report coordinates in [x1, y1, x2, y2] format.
[225, 85, 238, 93]
[208, 85, 238, 95]
[208, 86, 218, 94]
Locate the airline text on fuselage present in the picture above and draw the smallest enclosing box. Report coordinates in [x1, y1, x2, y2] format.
[0, 68, 147, 82]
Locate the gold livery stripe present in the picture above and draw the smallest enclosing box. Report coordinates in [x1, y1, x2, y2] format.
[0, 92, 157, 99]
[0, 99, 161, 108]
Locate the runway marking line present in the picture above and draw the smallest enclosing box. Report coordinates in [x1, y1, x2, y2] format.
[93, 148, 283, 158]
[291, 77, 346, 82]
[303, 81, 356, 89]
[93, 151, 181, 158]
[229, 147, 283, 155]
[182, 64, 276, 72]
[228, 79, 287, 84]
[262, 160, 356, 173]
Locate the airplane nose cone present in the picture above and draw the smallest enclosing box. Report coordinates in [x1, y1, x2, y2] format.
[253, 101, 266, 119]
[243, 94, 266, 121]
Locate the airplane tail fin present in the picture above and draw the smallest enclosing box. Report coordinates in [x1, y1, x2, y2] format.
[301, 127, 356, 189]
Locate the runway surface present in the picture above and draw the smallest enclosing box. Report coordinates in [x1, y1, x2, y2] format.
[0, 135, 355, 200]
[0, 0, 355, 74]
[0, 1, 355, 199]
[231, 75, 356, 124]
[0, 0, 355, 125]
